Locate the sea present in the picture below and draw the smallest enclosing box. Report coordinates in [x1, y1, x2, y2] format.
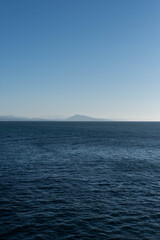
[0, 121, 160, 240]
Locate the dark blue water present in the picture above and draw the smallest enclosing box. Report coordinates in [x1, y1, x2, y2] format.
[0, 122, 160, 240]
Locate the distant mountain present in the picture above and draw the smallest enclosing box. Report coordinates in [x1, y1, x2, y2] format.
[0, 116, 50, 121]
[0, 114, 110, 121]
[65, 114, 108, 121]
[0, 115, 30, 121]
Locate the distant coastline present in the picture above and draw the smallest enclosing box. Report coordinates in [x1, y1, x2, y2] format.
[0, 114, 159, 122]
[0, 114, 110, 122]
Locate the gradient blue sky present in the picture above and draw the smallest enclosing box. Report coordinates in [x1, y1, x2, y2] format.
[0, 0, 160, 120]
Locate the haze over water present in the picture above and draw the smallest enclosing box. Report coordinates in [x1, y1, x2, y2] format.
[1, 122, 160, 239]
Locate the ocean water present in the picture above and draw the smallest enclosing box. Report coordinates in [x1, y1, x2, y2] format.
[0, 122, 160, 240]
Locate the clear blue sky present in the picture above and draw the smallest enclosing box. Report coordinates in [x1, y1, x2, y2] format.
[0, 0, 160, 120]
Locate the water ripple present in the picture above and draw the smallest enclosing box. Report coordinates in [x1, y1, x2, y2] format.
[0, 122, 160, 239]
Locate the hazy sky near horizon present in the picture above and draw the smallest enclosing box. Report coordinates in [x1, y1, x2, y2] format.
[0, 0, 160, 120]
